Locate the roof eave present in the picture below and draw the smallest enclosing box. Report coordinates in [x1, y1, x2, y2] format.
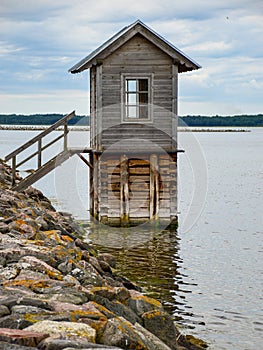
[68, 20, 201, 74]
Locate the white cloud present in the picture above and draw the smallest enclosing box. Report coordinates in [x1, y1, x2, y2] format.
[0, 0, 262, 115]
[0, 41, 24, 56]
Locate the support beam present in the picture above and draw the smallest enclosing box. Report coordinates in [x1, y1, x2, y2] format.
[76, 153, 93, 169]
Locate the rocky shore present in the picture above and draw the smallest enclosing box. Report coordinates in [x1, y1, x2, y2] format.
[0, 159, 207, 350]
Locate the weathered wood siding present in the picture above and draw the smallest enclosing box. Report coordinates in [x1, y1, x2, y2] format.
[92, 34, 177, 151]
[91, 152, 177, 224]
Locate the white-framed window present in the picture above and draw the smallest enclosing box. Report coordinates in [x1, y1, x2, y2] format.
[122, 75, 152, 122]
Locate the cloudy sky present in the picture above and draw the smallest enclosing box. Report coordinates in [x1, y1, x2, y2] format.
[0, 0, 262, 116]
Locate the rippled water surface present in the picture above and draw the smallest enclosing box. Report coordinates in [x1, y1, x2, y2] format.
[1, 127, 262, 349]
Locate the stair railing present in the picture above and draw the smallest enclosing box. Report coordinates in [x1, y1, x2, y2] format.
[5, 111, 75, 186]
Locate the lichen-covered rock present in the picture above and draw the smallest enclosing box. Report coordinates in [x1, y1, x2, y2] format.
[127, 290, 163, 316]
[100, 316, 172, 350]
[25, 320, 96, 343]
[134, 322, 172, 350]
[142, 310, 179, 349]
[0, 160, 207, 350]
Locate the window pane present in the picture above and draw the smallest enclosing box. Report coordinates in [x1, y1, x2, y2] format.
[127, 106, 137, 118]
[139, 92, 148, 104]
[127, 93, 137, 104]
[138, 79, 148, 92]
[127, 80, 137, 92]
[139, 104, 148, 119]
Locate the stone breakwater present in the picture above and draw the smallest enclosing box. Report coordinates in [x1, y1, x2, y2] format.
[0, 160, 207, 350]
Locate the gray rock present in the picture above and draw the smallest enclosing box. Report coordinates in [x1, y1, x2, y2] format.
[0, 341, 37, 350]
[142, 310, 179, 349]
[35, 216, 49, 230]
[134, 322, 172, 349]
[63, 347, 123, 350]
[11, 305, 54, 326]
[0, 221, 9, 233]
[0, 314, 30, 329]
[0, 266, 18, 280]
[100, 316, 171, 349]
[0, 305, 10, 317]
[25, 320, 96, 343]
[128, 290, 163, 316]
[97, 253, 116, 269]
[38, 337, 122, 349]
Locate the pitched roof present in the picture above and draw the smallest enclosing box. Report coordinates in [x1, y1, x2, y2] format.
[69, 20, 201, 74]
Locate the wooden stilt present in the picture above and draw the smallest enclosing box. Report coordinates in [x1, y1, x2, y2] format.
[169, 153, 177, 222]
[154, 155, 160, 219]
[150, 154, 159, 220]
[120, 154, 129, 225]
[93, 153, 99, 220]
[89, 152, 94, 217]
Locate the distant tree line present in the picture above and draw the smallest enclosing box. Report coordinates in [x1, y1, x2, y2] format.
[0, 114, 90, 126]
[179, 114, 263, 127]
[0, 113, 262, 127]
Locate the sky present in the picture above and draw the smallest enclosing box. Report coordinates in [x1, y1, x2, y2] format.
[0, 0, 262, 116]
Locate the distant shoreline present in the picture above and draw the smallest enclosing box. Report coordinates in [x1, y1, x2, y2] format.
[0, 125, 250, 132]
[0, 125, 90, 131]
[178, 128, 250, 132]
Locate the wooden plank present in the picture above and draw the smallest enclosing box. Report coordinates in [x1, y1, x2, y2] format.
[129, 167, 150, 175]
[5, 111, 75, 161]
[129, 159, 149, 167]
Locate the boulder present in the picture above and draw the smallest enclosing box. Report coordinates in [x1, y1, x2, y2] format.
[127, 290, 163, 316]
[38, 337, 122, 349]
[142, 310, 179, 349]
[0, 328, 48, 347]
[99, 316, 172, 350]
[97, 253, 116, 269]
[25, 320, 96, 343]
[0, 341, 37, 349]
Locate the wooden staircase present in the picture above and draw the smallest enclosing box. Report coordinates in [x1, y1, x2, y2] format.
[5, 111, 92, 192]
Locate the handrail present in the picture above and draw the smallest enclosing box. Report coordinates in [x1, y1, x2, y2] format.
[4, 111, 76, 186]
[5, 111, 75, 161]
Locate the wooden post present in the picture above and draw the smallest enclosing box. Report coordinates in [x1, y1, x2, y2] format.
[11, 156, 16, 186]
[169, 153, 177, 223]
[89, 152, 94, 217]
[38, 139, 42, 168]
[93, 153, 99, 220]
[155, 156, 160, 219]
[120, 154, 129, 225]
[150, 154, 159, 220]
[64, 123, 68, 151]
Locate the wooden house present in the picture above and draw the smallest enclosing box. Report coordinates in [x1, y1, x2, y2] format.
[69, 20, 201, 226]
